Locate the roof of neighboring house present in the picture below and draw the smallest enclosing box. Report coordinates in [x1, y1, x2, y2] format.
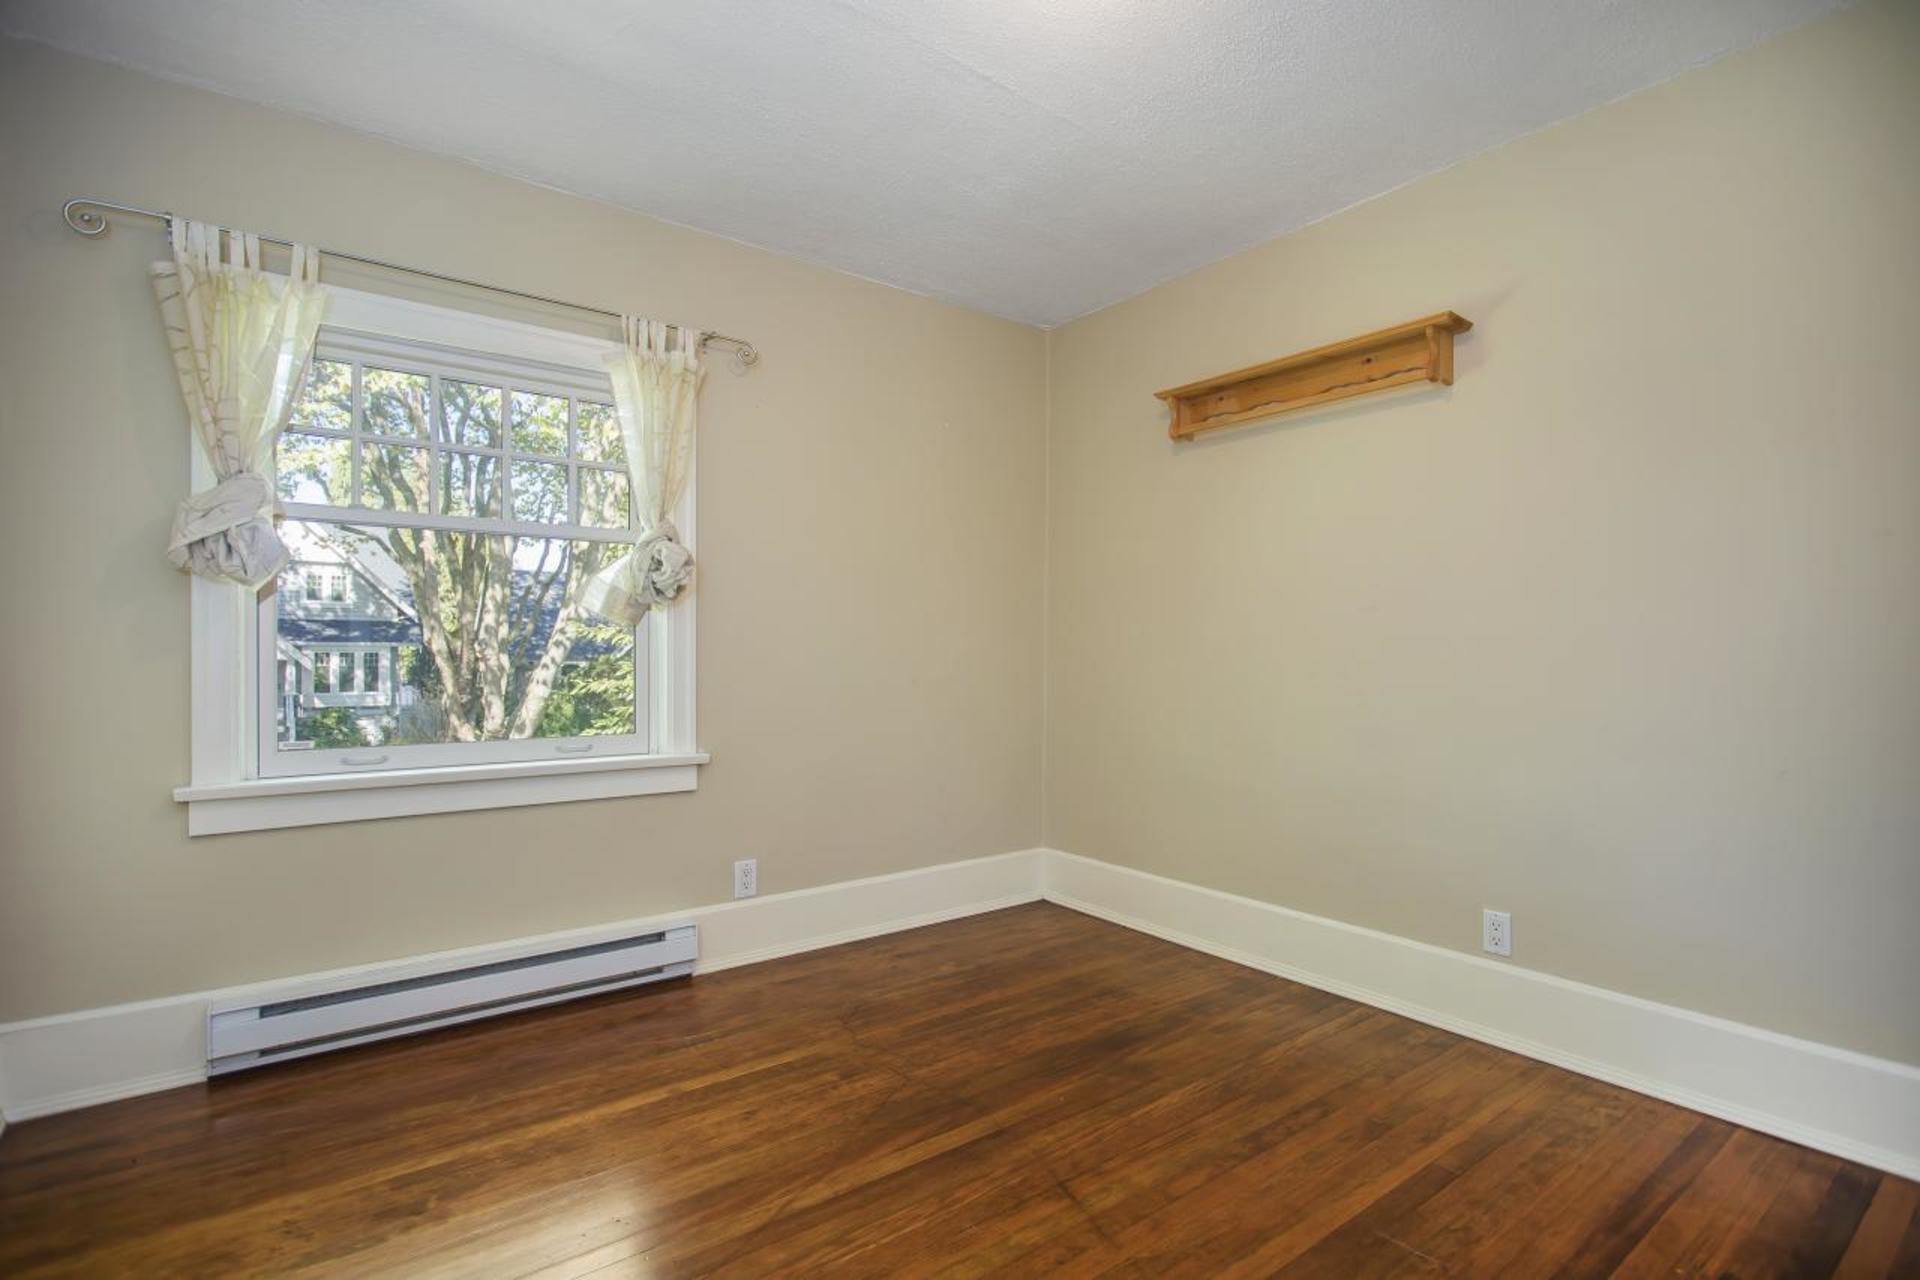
[280, 572, 621, 660]
[280, 616, 423, 646]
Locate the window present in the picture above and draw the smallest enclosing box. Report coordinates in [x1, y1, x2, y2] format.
[265, 324, 652, 777]
[178, 286, 703, 834]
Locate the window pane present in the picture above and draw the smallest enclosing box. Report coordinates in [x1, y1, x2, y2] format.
[272, 520, 637, 749]
[360, 442, 428, 512]
[512, 460, 569, 524]
[437, 450, 503, 518]
[439, 380, 502, 448]
[579, 467, 630, 529]
[576, 400, 623, 464]
[364, 367, 429, 438]
[291, 359, 352, 433]
[511, 391, 567, 456]
[277, 432, 351, 505]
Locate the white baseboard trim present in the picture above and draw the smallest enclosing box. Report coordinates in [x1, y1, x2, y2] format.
[1040, 849, 1920, 1181]
[6, 844, 1914, 1183]
[0, 848, 1043, 1124]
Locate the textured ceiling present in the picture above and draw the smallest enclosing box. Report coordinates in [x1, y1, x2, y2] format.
[2, 0, 1846, 325]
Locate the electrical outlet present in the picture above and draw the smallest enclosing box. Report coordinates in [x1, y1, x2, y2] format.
[733, 858, 758, 900]
[1482, 908, 1512, 957]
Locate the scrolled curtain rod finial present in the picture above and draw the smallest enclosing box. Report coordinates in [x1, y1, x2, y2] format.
[701, 333, 759, 374]
[62, 199, 115, 237]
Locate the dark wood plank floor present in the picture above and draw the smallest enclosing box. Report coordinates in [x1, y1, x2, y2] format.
[1, 903, 1914, 1277]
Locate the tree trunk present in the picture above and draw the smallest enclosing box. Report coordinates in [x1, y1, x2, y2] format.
[508, 544, 611, 738]
[388, 529, 479, 742]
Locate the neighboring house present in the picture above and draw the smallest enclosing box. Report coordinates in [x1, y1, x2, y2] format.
[276, 532, 422, 745]
[275, 524, 623, 747]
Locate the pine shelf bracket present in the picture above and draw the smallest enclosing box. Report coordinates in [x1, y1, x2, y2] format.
[1157, 311, 1473, 440]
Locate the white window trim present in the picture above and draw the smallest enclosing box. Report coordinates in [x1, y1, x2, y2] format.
[255, 322, 655, 777]
[178, 286, 704, 836]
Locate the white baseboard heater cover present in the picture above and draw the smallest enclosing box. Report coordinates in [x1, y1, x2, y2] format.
[207, 924, 697, 1075]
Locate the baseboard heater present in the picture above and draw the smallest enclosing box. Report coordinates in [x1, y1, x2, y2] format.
[206, 924, 697, 1075]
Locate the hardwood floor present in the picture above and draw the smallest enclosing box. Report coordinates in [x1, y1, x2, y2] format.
[1, 903, 1914, 1277]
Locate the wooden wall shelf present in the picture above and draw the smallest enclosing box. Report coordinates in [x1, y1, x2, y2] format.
[1157, 311, 1473, 440]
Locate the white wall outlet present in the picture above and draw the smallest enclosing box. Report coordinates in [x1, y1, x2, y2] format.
[733, 858, 758, 900]
[1482, 908, 1512, 957]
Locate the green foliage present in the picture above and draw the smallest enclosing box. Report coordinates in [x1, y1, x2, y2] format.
[295, 707, 365, 749]
[535, 624, 638, 738]
[511, 392, 569, 456]
[396, 644, 441, 701]
[276, 434, 351, 505]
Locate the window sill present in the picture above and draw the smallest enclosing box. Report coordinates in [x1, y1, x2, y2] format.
[174, 752, 709, 836]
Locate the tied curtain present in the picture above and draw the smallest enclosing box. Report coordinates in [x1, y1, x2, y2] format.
[580, 317, 705, 625]
[153, 218, 328, 586]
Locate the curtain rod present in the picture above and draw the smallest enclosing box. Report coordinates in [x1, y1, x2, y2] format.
[61, 196, 760, 371]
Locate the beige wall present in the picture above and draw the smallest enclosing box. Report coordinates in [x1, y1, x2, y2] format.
[1044, 0, 1920, 1064]
[3, 2, 1915, 1067]
[0, 39, 1046, 1020]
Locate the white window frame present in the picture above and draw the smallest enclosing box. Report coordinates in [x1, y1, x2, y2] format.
[176, 286, 705, 835]
[256, 324, 653, 776]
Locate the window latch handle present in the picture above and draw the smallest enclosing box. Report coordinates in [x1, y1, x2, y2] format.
[340, 753, 390, 768]
[555, 742, 595, 755]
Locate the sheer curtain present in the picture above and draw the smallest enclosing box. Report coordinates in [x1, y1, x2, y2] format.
[580, 317, 705, 625]
[153, 218, 328, 586]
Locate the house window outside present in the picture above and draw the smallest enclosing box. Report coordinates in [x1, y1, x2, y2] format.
[264, 327, 649, 776]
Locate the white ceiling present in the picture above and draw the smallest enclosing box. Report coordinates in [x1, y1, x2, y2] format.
[3, 0, 1846, 326]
